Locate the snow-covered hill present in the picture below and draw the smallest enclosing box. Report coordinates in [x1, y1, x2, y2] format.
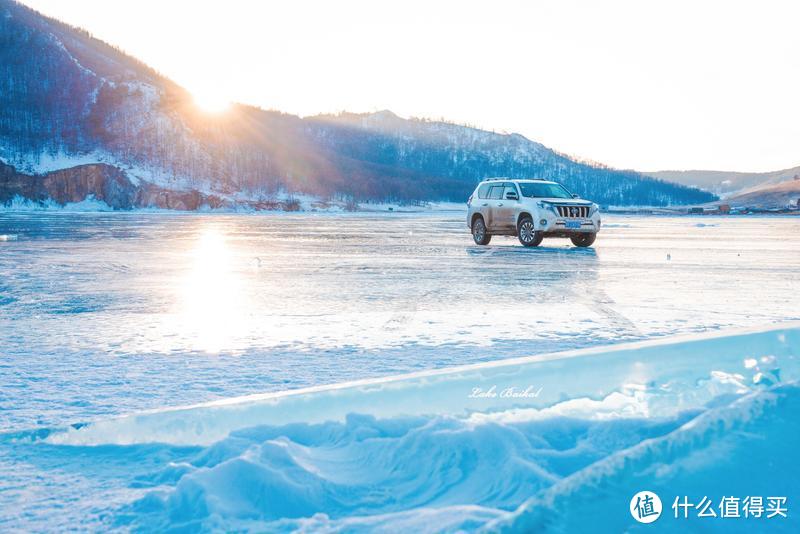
[0, 0, 716, 208]
[723, 179, 800, 209]
[647, 166, 800, 198]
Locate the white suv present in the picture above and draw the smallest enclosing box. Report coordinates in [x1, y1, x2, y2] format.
[467, 178, 601, 247]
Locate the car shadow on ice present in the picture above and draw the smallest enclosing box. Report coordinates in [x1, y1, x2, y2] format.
[465, 245, 598, 258]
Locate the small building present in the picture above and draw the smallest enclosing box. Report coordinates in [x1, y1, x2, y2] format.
[717, 204, 731, 214]
[688, 207, 705, 214]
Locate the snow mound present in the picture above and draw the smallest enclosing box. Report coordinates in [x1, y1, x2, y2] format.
[115, 382, 799, 531]
[26, 324, 796, 531]
[490, 383, 800, 533]
[120, 397, 701, 531]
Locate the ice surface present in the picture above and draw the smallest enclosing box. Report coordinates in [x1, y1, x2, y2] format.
[1, 213, 799, 430]
[0, 212, 799, 531]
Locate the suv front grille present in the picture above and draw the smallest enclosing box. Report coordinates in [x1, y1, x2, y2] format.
[555, 205, 590, 218]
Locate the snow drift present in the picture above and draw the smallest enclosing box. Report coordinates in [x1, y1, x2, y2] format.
[20, 324, 796, 532]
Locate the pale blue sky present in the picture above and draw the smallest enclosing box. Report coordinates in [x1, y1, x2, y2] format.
[19, 0, 800, 172]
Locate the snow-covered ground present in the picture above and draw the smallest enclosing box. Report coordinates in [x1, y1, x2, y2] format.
[0, 212, 798, 531]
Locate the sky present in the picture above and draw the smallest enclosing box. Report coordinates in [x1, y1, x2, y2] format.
[18, 0, 800, 172]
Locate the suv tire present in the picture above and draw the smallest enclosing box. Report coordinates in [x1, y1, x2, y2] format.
[518, 216, 543, 247]
[472, 217, 491, 245]
[570, 233, 596, 247]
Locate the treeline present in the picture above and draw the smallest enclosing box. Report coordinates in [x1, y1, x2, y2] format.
[306, 112, 715, 204]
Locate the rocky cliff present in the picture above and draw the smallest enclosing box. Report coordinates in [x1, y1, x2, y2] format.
[0, 162, 239, 210]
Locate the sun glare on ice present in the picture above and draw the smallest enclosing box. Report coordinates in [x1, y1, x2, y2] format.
[178, 226, 246, 353]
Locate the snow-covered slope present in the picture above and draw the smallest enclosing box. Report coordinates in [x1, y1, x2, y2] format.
[0, 0, 716, 207]
[722, 179, 800, 209]
[647, 166, 800, 198]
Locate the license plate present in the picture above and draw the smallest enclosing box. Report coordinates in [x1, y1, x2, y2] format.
[566, 221, 581, 229]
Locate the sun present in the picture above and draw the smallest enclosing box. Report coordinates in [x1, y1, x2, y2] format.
[192, 90, 231, 113]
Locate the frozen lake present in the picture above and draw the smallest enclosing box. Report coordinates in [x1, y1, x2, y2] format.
[0, 211, 799, 531]
[1, 211, 799, 430]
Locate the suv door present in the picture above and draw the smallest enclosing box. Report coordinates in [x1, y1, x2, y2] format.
[485, 184, 505, 231]
[494, 182, 519, 231]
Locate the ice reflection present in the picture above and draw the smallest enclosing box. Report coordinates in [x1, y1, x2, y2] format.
[176, 225, 247, 353]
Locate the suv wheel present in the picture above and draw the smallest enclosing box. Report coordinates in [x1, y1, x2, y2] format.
[518, 216, 543, 247]
[472, 217, 491, 245]
[570, 233, 597, 247]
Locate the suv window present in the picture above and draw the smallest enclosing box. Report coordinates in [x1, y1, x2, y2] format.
[488, 185, 504, 200]
[519, 182, 573, 199]
[503, 183, 518, 197]
[477, 183, 491, 199]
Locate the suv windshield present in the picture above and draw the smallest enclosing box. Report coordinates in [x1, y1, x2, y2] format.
[518, 182, 573, 199]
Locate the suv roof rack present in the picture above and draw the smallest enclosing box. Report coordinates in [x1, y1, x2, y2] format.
[483, 177, 551, 182]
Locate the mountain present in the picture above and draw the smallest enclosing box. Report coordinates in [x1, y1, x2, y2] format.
[722, 179, 800, 209]
[0, 0, 716, 209]
[646, 166, 800, 198]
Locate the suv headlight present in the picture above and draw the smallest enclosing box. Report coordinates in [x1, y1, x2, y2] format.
[589, 203, 600, 215]
[536, 201, 560, 216]
[538, 201, 558, 215]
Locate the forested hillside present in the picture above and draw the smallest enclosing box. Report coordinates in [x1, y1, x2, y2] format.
[0, 0, 716, 208]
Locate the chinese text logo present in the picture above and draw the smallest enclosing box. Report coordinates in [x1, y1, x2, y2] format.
[630, 491, 662, 524]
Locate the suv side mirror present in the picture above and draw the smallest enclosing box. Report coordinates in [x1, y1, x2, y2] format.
[572, 193, 580, 198]
[505, 191, 519, 201]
